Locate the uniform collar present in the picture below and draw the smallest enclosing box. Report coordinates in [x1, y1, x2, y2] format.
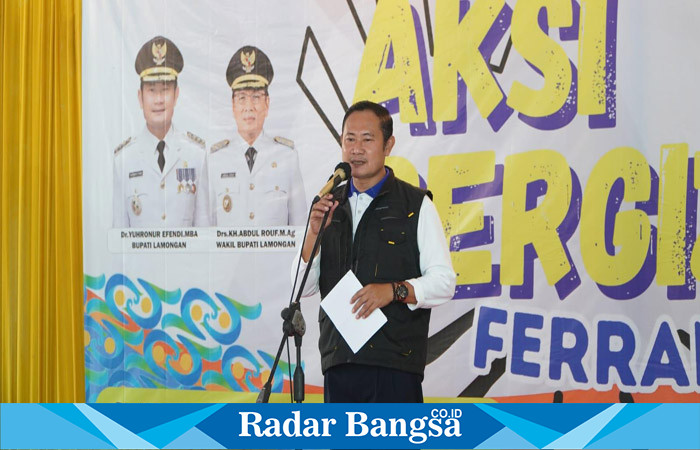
[141, 124, 176, 153]
[234, 129, 267, 150]
[349, 167, 390, 199]
[141, 125, 179, 178]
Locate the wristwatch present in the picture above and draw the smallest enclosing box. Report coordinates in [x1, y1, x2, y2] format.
[392, 281, 409, 303]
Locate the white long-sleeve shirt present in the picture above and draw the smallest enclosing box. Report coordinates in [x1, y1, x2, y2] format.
[291, 192, 456, 310]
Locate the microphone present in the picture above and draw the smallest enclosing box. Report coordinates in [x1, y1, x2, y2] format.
[312, 162, 351, 204]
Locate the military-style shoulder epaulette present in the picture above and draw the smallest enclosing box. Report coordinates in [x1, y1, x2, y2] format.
[186, 131, 205, 149]
[273, 136, 295, 149]
[113, 137, 132, 155]
[210, 139, 230, 153]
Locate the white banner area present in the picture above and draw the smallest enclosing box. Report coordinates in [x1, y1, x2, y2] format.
[82, 0, 700, 402]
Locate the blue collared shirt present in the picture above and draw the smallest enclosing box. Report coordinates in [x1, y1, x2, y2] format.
[346, 167, 391, 238]
[349, 167, 390, 199]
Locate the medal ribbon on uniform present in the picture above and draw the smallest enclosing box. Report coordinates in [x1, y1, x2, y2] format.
[187, 168, 196, 193]
[176, 168, 184, 193]
[184, 167, 192, 193]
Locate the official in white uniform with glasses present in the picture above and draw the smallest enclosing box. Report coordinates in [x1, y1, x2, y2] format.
[206, 45, 306, 227]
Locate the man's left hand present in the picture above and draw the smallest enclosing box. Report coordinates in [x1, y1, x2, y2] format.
[350, 283, 393, 319]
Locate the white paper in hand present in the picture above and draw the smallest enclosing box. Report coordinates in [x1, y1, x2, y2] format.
[320, 270, 387, 353]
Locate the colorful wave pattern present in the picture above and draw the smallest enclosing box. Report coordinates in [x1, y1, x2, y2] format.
[83, 273, 296, 402]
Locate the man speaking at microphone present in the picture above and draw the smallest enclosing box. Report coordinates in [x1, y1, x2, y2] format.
[293, 101, 456, 402]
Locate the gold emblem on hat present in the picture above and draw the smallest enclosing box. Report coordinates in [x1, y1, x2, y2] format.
[223, 194, 232, 212]
[131, 197, 142, 216]
[241, 51, 256, 74]
[271, 161, 277, 168]
[152, 42, 167, 65]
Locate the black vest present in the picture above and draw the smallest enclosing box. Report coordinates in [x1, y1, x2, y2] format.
[318, 169, 432, 376]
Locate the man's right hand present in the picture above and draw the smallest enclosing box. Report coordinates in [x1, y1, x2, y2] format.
[302, 193, 338, 262]
[309, 194, 338, 235]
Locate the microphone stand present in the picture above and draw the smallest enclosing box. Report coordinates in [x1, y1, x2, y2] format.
[257, 205, 332, 403]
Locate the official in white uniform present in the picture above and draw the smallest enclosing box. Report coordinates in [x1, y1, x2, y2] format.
[112, 36, 208, 228]
[207, 45, 306, 226]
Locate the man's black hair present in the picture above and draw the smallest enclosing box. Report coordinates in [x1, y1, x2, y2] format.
[342, 100, 393, 144]
[140, 79, 178, 90]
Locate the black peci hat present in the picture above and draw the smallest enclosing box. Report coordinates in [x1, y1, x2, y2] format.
[226, 46, 274, 90]
[134, 36, 183, 82]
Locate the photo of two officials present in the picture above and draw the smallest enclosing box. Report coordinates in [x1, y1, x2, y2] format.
[113, 36, 307, 228]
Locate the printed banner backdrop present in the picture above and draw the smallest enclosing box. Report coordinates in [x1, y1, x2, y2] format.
[82, 0, 700, 402]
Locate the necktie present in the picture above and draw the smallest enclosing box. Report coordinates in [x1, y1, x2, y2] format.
[156, 140, 166, 172]
[245, 146, 257, 172]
